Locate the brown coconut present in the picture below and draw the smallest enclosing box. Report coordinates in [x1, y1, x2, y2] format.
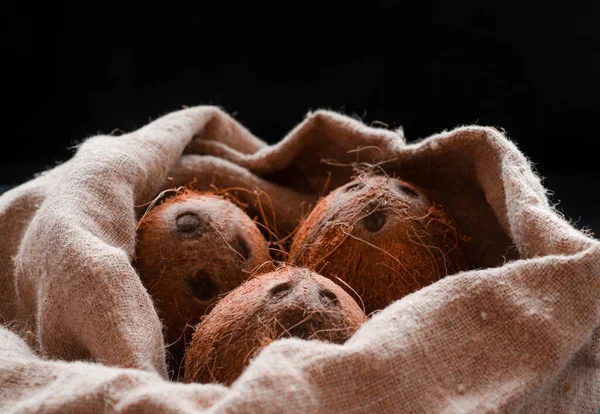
[289, 174, 469, 315]
[134, 189, 272, 370]
[183, 266, 366, 385]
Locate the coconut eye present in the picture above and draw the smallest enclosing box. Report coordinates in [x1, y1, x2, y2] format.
[362, 209, 386, 233]
[319, 288, 339, 306]
[344, 182, 365, 192]
[186, 272, 219, 301]
[396, 183, 419, 198]
[176, 213, 200, 233]
[233, 236, 250, 260]
[269, 281, 292, 299]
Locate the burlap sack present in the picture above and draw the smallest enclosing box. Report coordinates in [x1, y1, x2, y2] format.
[0, 106, 598, 413]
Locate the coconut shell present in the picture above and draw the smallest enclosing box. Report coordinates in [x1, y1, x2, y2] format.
[183, 266, 366, 385]
[289, 175, 469, 315]
[134, 190, 272, 370]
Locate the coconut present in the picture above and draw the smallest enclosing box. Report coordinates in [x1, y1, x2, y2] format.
[134, 189, 272, 371]
[289, 174, 469, 315]
[183, 266, 366, 385]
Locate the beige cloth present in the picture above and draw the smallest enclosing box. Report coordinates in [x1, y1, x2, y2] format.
[0, 106, 598, 413]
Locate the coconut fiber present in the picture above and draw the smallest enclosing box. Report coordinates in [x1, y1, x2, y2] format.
[0, 106, 598, 413]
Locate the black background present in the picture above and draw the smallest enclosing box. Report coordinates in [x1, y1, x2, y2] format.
[3, 1, 599, 236]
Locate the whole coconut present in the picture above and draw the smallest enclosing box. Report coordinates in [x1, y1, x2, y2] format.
[289, 175, 469, 315]
[183, 266, 366, 385]
[134, 189, 271, 370]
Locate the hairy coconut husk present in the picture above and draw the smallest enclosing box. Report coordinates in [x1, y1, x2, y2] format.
[183, 266, 366, 385]
[134, 189, 272, 373]
[289, 174, 470, 315]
